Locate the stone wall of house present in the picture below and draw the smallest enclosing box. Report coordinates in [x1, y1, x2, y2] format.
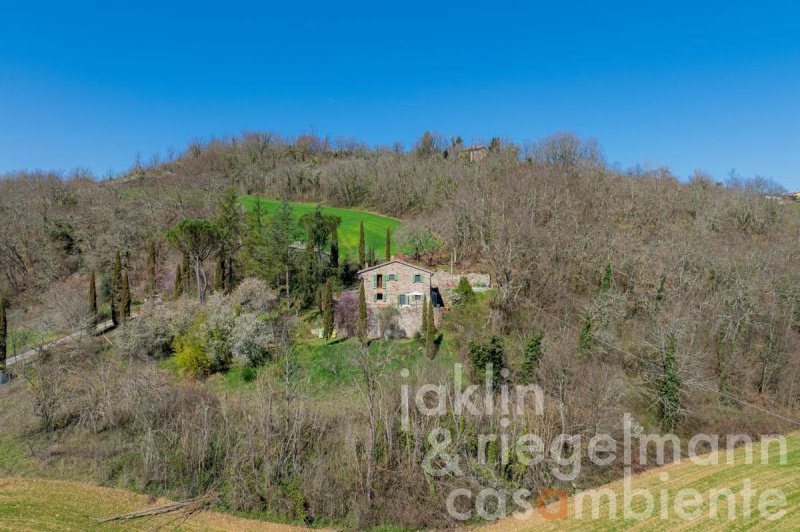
[369, 305, 441, 339]
[431, 272, 491, 306]
[361, 262, 432, 308]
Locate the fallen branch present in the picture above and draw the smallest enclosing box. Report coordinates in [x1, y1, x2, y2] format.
[96, 492, 221, 524]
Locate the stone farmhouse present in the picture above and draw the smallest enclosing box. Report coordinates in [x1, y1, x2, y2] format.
[356, 259, 491, 338]
[357, 259, 441, 338]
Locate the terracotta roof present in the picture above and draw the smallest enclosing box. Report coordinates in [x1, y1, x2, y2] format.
[357, 259, 432, 275]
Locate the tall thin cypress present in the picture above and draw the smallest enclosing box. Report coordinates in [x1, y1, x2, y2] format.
[658, 334, 682, 431]
[425, 298, 437, 358]
[520, 331, 544, 385]
[421, 295, 428, 337]
[214, 253, 225, 292]
[88, 270, 97, 330]
[322, 278, 334, 340]
[0, 297, 7, 368]
[330, 226, 339, 270]
[120, 271, 131, 321]
[111, 251, 122, 326]
[385, 227, 391, 262]
[357, 280, 367, 344]
[173, 263, 184, 298]
[146, 241, 157, 296]
[358, 220, 366, 267]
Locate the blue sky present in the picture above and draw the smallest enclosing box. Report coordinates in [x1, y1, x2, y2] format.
[1, 1, 799, 187]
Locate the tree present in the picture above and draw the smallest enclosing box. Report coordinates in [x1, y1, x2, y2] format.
[322, 278, 334, 340]
[298, 206, 341, 304]
[358, 220, 366, 267]
[110, 251, 122, 326]
[385, 227, 391, 262]
[145, 241, 157, 296]
[598, 262, 612, 293]
[330, 225, 339, 270]
[267, 200, 294, 296]
[453, 276, 476, 305]
[0, 296, 7, 369]
[469, 337, 505, 389]
[579, 314, 593, 357]
[87, 270, 97, 330]
[520, 331, 544, 385]
[214, 253, 225, 292]
[181, 252, 192, 295]
[215, 188, 245, 291]
[357, 280, 368, 344]
[658, 334, 681, 431]
[421, 295, 428, 336]
[167, 219, 223, 304]
[120, 271, 131, 321]
[425, 297, 437, 358]
[173, 263, 184, 298]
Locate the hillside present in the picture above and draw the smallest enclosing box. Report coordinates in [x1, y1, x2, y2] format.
[481, 432, 800, 530]
[0, 477, 312, 531]
[2, 132, 800, 528]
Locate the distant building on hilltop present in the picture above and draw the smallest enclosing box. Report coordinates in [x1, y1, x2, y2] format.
[460, 145, 488, 164]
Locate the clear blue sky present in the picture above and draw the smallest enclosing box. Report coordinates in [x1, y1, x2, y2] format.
[1, 1, 799, 187]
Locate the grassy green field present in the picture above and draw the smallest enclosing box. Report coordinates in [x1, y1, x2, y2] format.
[237, 196, 406, 260]
[482, 432, 800, 531]
[0, 477, 312, 531]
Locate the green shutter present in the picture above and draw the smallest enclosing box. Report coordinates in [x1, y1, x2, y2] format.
[373, 293, 377, 302]
[373, 274, 377, 288]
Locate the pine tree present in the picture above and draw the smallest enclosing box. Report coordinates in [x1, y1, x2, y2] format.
[120, 271, 131, 321]
[322, 278, 334, 340]
[520, 331, 544, 384]
[214, 252, 225, 292]
[173, 263, 184, 298]
[111, 251, 122, 326]
[330, 226, 339, 270]
[357, 280, 367, 344]
[146, 241, 157, 296]
[358, 220, 366, 267]
[385, 227, 391, 262]
[658, 334, 682, 432]
[88, 270, 98, 330]
[0, 296, 7, 368]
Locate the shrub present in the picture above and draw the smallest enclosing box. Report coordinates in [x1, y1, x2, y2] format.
[230, 313, 273, 366]
[468, 336, 505, 389]
[229, 277, 276, 314]
[174, 315, 211, 377]
[451, 276, 476, 305]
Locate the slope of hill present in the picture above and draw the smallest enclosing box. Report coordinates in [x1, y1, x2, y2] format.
[480, 432, 800, 530]
[237, 195, 406, 259]
[0, 477, 312, 531]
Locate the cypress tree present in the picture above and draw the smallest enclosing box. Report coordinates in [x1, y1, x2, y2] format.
[0, 297, 7, 369]
[181, 252, 192, 294]
[357, 280, 367, 344]
[520, 331, 544, 385]
[426, 297, 437, 358]
[330, 226, 339, 270]
[146, 241, 157, 296]
[173, 263, 184, 298]
[579, 314, 593, 357]
[214, 253, 225, 292]
[421, 295, 428, 336]
[322, 278, 334, 340]
[120, 271, 131, 321]
[111, 251, 122, 326]
[385, 227, 391, 262]
[367, 246, 376, 267]
[358, 220, 366, 267]
[88, 270, 98, 330]
[598, 262, 612, 293]
[658, 334, 682, 431]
